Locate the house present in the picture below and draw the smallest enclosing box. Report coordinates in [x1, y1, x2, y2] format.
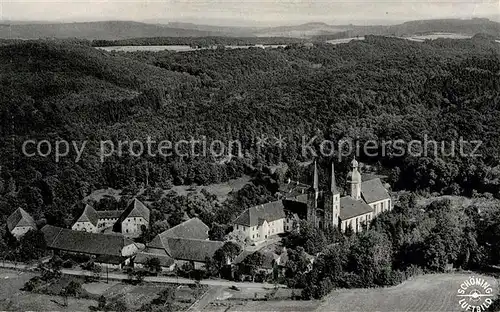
[72, 199, 149, 237]
[72, 205, 99, 232]
[7, 208, 36, 238]
[232, 158, 392, 240]
[113, 198, 150, 237]
[147, 218, 224, 269]
[41, 225, 142, 269]
[232, 201, 286, 244]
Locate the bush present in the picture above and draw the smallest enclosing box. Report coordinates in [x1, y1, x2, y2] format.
[23, 276, 43, 291]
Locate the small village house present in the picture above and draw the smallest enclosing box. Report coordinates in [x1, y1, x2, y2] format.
[7, 208, 36, 239]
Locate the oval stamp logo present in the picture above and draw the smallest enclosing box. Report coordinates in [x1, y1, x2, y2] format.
[457, 276, 495, 312]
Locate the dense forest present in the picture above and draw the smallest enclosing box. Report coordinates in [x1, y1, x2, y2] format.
[1, 35, 500, 252]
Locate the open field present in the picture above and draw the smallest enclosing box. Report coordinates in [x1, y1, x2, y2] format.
[0, 269, 96, 311]
[84, 175, 252, 204]
[206, 300, 319, 312]
[171, 175, 252, 201]
[205, 273, 498, 312]
[416, 195, 500, 213]
[317, 273, 498, 312]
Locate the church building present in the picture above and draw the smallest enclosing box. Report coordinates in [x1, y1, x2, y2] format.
[231, 158, 392, 242]
[306, 158, 392, 232]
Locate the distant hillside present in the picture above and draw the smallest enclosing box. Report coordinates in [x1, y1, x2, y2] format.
[163, 22, 257, 37]
[2, 18, 499, 40]
[0, 21, 226, 40]
[0, 41, 196, 130]
[387, 18, 500, 36]
[253, 22, 350, 38]
[313, 18, 500, 40]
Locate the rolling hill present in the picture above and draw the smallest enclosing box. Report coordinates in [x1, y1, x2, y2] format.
[1, 18, 499, 40]
[0, 21, 226, 40]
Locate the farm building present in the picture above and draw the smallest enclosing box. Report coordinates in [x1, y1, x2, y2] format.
[72, 198, 149, 237]
[41, 224, 143, 269]
[7, 208, 36, 239]
[147, 218, 225, 269]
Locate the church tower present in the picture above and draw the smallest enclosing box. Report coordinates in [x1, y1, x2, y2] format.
[349, 158, 362, 200]
[307, 160, 319, 226]
[323, 161, 340, 229]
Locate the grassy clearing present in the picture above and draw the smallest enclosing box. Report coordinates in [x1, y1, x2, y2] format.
[84, 175, 252, 204]
[317, 273, 498, 312]
[170, 175, 251, 201]
[0, 269, 96, 311]
[99, 282, 208, 310]
[416, 195, 500, 213]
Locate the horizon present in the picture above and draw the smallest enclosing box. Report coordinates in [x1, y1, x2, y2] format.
[0, 16, 497, 28]
[1, 0, 499, 27]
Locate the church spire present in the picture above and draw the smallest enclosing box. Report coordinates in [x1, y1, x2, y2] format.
[312, 160, 319, 191]
[350, 157, 362, 200]
[330, 161, 339, 194]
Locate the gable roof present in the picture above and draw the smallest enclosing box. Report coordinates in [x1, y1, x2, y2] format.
[41, 225, 136, 257]
[233, 200, 286, 227]
[7, 208, 36, 232]
[361, 178, 390, 204]
[165, 238, 224, 262]
[123, 198, 150, 221]
[160, 218, 209, 240]
[75, 205, 99, 227]
[340, 197, 374, 220]
[113, 198, 150, 232]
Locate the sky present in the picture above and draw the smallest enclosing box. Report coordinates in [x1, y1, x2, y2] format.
[1, 0, 499, 26]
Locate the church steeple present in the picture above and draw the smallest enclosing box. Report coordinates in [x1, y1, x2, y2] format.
[349, 157, 362, 200]
[312, 159, 319, 191]
[307, 159, 320, 227]
[330, 161, 339, 194]
[324, 160, 340, 230]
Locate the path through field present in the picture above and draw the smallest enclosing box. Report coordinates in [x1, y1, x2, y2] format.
[317, 273, 498, 312]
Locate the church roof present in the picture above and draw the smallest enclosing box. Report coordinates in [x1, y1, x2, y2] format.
[7, 208, 36, 232]
[340, 197, 373, 220]
[75, 205, 99, 226]
[361, 178, 390, 204]
[233, 200, 286, 227]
